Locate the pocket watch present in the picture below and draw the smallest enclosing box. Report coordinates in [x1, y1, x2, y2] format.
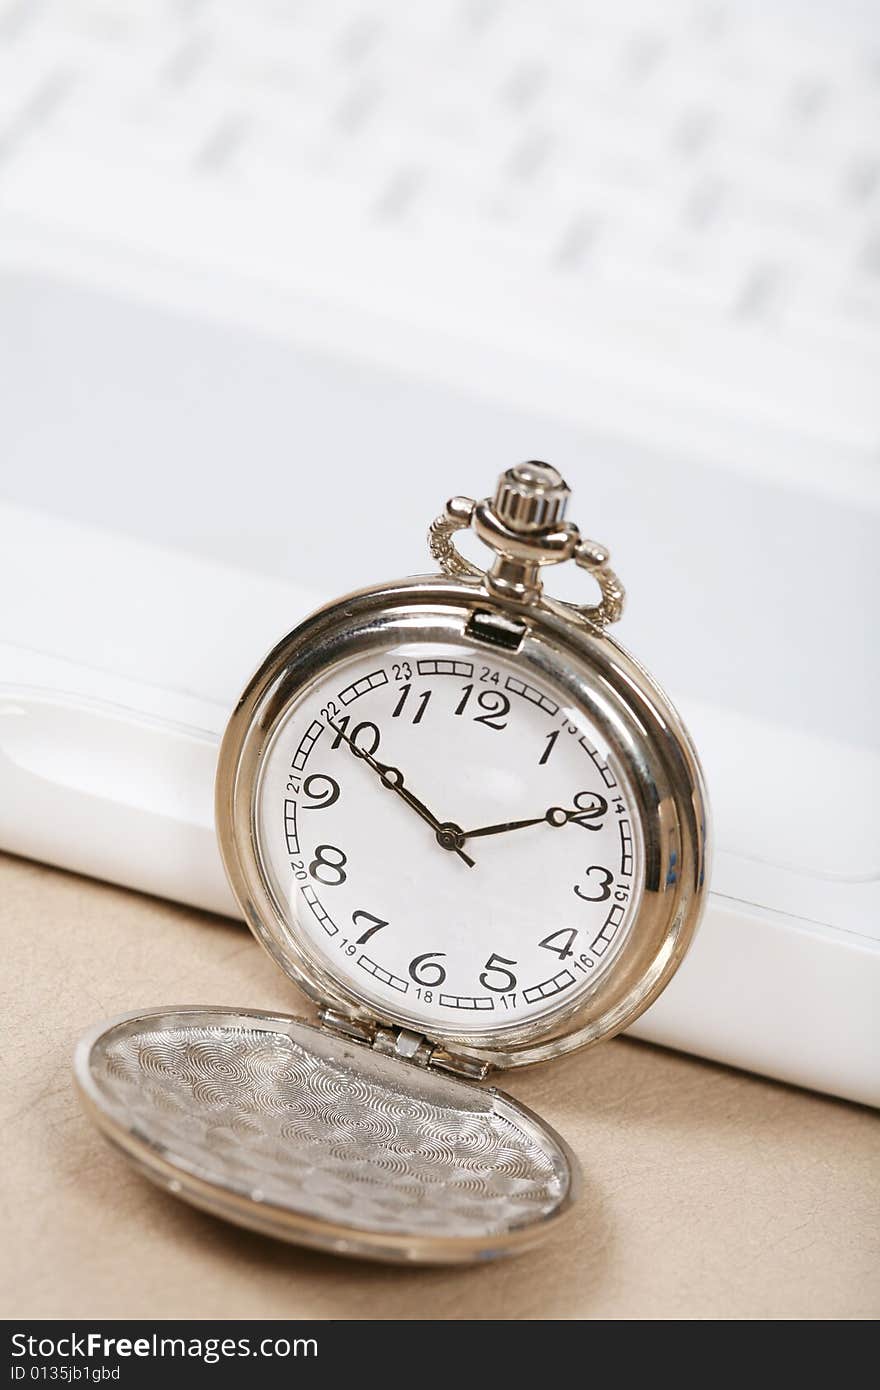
[75, 462, 709, 1265]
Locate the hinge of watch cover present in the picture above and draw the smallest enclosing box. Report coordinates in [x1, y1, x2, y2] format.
[318, 1008, 489, 1081]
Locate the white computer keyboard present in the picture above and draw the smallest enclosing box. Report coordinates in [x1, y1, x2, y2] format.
[1, 0, 878, 339]
[0, 0, 878, 504]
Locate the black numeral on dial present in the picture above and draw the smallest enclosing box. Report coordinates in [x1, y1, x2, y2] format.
[539, 928, 578, 959]
[302, 773, 340, 809]
[574, 866, 613, 902]
[479, 953, 518, 992]
[392, 684, 431, 723]
[351, 909, 387, 945]
[539, 729, 559, 765]
[309, 844, 348, 886]
[454, 685, 510, 730]
[409, 952, 447, 987]
[329, 717, 381, 755]
[570, 791, 608, 831]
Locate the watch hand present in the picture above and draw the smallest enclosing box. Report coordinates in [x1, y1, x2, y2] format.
[462, 806, 576, 840]
[463, 815, 548, 839]
[327, 720, 475, 868]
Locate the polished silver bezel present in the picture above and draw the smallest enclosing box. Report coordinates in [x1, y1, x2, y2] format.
[216, 575, 709, 1070]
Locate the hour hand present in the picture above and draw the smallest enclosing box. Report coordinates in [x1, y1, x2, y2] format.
[461, 806, 578, 840]
[462, 813, 548, 840]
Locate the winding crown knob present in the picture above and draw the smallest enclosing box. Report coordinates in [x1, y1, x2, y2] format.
[493, 461, 571, 533]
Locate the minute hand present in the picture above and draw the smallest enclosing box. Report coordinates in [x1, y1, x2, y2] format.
[327, 720, 475, 868]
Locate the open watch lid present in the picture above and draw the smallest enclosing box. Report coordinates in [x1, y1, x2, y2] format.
[75, 1006, 578, 1265]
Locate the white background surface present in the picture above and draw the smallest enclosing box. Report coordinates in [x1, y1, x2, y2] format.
[0, 0, 877, 1105]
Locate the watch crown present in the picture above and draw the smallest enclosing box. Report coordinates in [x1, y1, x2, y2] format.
[493, 461, 571, 533]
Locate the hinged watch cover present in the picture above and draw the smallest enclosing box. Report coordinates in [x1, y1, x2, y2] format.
[75, 1007, 578, 1265]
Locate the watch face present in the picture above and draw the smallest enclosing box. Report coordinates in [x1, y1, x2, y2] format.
[255, 641, 644, 1038]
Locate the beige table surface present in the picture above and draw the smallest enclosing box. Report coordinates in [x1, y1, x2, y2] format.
[2, 850, 877, 1321]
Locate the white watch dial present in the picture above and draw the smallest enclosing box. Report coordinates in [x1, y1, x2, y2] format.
[256, 642, 644, 1036]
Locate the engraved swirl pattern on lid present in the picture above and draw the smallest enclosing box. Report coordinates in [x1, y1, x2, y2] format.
[87, 1017, 570, 1240]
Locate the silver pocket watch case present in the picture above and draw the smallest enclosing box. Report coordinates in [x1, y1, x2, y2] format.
[74, 464, 708, 1266]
